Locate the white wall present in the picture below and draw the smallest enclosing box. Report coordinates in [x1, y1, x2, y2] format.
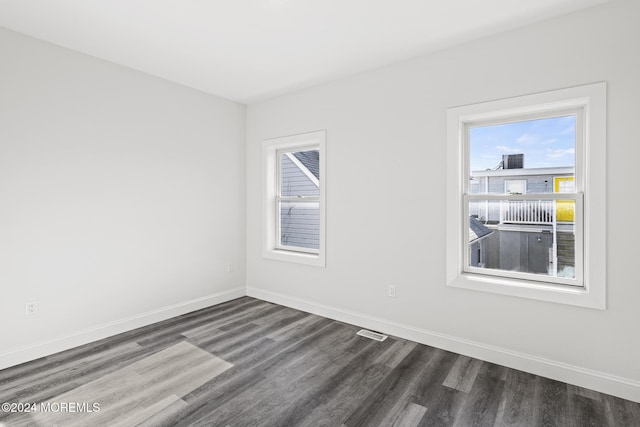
[0, 28, 246, 368]
[246, 0, 640, 401]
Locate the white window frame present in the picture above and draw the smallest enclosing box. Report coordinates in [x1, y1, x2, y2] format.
[446, 83, 606, 309]
[263, 130, 326, 266]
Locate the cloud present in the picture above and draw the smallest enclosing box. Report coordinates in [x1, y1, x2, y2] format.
[496, 145, 518, 152]
[560, 125, 575, 135]
[517, 133, 557, 145]
[516, 133, 538, 145]
[546, 148, 575, 159]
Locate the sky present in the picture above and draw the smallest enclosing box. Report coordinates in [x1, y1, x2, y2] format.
[469, 115, 575, 172]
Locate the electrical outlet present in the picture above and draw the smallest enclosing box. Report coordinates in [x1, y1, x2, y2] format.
[388, 285, 396, 297]
[26, 301, 38, 316]
[227, 262, 233, 273]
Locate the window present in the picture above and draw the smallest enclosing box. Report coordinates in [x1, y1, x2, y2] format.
[278, 150, 320, 252]
[447, 83, 606, 309]
[504, 179, 527, 195]
[263, 131, 326, 266]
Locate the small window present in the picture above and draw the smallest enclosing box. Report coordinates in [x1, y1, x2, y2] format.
[504, 179, 527, 195]
[555, 177, 575, 193]
[447, 83, 606, 309]
[263, 131, 326, 266]
[277, 149, 320, 253]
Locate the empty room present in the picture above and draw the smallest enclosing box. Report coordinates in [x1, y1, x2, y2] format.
[1, 0, 639, 425]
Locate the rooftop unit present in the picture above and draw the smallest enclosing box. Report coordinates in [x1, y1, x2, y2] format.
[502, 153, 524, 169]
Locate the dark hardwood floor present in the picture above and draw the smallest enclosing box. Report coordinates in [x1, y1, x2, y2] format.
[1, 297, 639, 426]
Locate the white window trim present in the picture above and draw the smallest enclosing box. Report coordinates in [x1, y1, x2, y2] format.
[446, 83, 606, 309]
[263, 130, 326, 267]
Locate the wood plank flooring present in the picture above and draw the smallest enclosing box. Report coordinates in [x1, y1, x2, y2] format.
[1, 297, 639, 426]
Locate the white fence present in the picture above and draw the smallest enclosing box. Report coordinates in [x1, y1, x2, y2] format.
[501, 200, 554, 224]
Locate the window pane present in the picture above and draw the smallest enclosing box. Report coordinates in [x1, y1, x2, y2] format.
[469, 200, 576, 279]
[469, 116, 575, 195]
[280, 150, 320, 197]
[279, 201, 320, 250]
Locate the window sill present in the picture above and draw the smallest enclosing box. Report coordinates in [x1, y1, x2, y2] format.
[447, 272, 605, 310]
[263, 248, 325, 267]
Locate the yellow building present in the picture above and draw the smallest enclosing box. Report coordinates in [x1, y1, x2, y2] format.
[554, 176, 575, 222]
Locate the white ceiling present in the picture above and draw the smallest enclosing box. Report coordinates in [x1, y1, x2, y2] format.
[0, 0, 612, 104]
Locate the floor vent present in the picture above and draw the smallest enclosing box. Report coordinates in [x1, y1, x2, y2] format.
[356, 329, 388, 342]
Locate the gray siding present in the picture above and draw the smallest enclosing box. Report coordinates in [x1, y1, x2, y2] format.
[478, 228, 558, 276]
[280, 202, 319, 249]
[469, 240, 487, 267]
[484, 231, 500, 269]
[280, 155, 320, 249]
[281, 155, 319, 197]
[498, 230, 552, 274]
[485, 174, 568, 194]
[471, 173, 574, 195]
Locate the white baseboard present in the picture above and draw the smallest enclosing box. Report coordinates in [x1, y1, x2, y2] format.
[247, 286, 640, 403]
[0, 287, 246, 371]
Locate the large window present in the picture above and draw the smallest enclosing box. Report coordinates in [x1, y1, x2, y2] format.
[447, 83, 606, 309]
[263, 131, 326, 266]
[467, 114, 581, 285]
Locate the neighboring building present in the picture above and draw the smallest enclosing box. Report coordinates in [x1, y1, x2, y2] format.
[469, 217, 493, 268]
[280, 150, 320, 250]
[469, 154, 575, 277]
